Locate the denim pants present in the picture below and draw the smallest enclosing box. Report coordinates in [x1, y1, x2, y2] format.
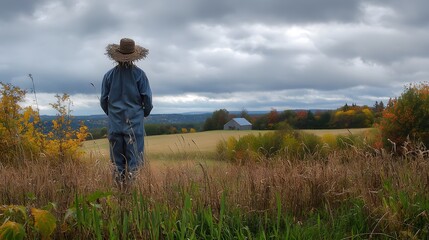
[109, 131, 144, 177]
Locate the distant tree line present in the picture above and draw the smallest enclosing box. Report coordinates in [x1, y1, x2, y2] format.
[88, 102, 386, 139]
[87, 123, 202, 140]
[203, 102, 385, 131]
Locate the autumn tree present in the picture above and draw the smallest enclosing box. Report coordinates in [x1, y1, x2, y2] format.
[267, 108, 279, 129]
[330, 104, 374, 128]
[294, 110, 308, 129]
[379, 82, 429, 148]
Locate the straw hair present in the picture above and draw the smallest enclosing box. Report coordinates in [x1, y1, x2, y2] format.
[106, 38, 149, 62]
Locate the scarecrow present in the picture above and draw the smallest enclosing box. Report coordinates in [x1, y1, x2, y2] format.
[100, 38, 153, 185]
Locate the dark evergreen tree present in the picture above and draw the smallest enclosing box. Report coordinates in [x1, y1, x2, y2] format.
[203, 109, 230, 130]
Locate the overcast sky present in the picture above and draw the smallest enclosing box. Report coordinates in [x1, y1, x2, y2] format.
[1, 0, 428, 115]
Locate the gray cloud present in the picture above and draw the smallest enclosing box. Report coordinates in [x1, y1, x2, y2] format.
[0, 0, 47, 19]
[0, 0, 428, 114]
[377, 0, 429, 27]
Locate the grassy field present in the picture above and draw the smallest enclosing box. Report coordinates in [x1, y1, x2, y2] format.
[83, 128, 370, 157]
[3, 127, 428, 239]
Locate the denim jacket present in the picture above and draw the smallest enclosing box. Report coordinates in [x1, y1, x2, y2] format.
[100, 65, 153, 134]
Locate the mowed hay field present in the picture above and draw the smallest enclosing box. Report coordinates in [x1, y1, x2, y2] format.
[83, 128, 370, 159]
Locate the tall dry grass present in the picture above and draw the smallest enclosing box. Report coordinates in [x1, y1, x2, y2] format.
[0, 159, 112, 208]
[1, 145, 428, 236]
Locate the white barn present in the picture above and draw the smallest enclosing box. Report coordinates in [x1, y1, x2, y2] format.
[224, 118, 252, 130]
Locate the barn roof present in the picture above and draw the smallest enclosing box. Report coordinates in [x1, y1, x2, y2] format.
[232, 118, 252, 126]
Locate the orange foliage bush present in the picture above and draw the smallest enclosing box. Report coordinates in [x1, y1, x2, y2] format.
[378, 82, 429, 149]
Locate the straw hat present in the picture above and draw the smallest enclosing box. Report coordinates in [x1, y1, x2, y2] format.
[106, 38, 148, 62]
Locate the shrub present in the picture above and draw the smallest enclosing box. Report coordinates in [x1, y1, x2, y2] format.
[0, 83, 44, 163]
[321, 134, 337, 149]
[216, 132, 282, 162]
[300, 132, 323, 154]
[216, 136, 238, 162]
[281, 133, 301, 156]
[217, 128, 380, 163]
[44, 94, 88, 161]
[379, 82, 429, 149]
[0, 83, 88, 164]
[217, 128, 326, 162]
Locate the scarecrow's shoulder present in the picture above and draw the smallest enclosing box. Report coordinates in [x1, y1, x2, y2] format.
[132, 65, 144, 73]
[103, 66, 118, 78]
[132, 65, 148, 78]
